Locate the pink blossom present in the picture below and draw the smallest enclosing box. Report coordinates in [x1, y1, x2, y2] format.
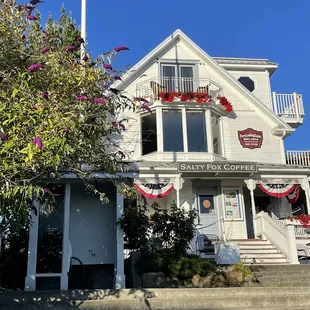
[1, 133, 8, 141]
[28, 64, 43, 71]
[114, 46, 129, 52]
[64, 46, 77, 52]
[26, 16, 38, 21]
[77, 36, 84, 43]
[82, 54, 89, 61]
[30, 0, 43, 4]
[41, 91, 48, 99]
[141, 105, 152, 113]
[104, 64, 112, 70]
[32, 137, 43, 150]
[41, 47, 49, 54]
[114, 76, 122, 81]
[134, 97, 149, 104]
[76, 96, 89, 101]
[93, 98, 106, 104]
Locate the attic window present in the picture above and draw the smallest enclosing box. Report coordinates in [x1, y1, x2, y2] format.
[238, 76, 255, 92]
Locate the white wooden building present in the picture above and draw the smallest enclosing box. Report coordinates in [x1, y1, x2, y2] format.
[25, 29, 310, 291]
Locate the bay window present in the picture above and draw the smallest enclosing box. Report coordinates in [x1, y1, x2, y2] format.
[163, 110, 184, 152]
[141, 107, 222, 156]
[186, 111, 207, 152]
[142, 112, 157, 155]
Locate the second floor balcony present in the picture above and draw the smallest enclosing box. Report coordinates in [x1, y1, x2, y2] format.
[136, 77, 304, 127]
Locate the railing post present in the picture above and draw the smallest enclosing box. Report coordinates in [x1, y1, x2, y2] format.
[245, 179, 257, 238]
[293, 92, 300, 122]
[272, 92, 278, 114]
[285, 222, 299, 264]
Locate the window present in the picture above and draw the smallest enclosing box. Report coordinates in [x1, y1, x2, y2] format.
[238, 76, 255, 92]
[199, 195, 216, 214]
[163, 110, 183, 152]
[186, 111, 207, 152]
[142, 113, 157, 155]
[211, 113, 221, 155]
[161, 64, 195, 92]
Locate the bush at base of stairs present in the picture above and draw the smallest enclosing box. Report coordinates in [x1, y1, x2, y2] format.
[136, 250, 219, 280]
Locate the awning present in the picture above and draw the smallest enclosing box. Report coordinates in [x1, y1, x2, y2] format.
[134, 178, 175, 199]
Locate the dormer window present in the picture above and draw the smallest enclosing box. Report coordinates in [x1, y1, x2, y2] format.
[238, 76, 255, 92]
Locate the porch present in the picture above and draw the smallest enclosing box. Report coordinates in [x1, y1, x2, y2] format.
[24, 181, 125, 291]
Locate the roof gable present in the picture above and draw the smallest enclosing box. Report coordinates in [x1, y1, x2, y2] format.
[117, 29, 292, 131]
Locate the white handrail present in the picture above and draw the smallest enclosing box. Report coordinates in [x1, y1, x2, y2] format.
[272, 92, 304, 121]
[286, 150, 310, 166]
[255, 211, 290, 259]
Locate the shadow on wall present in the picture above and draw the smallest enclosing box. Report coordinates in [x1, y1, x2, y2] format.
[0, 288, 229, 310]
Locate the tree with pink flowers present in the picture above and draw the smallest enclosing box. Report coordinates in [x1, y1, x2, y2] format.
[0, 0, 131, 226]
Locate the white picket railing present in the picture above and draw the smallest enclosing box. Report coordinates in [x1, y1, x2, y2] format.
[277, 219, 310, 238]
[286, 150, 310, 166]
[272, 92, 304, 122]
[136, 77, 223, 102]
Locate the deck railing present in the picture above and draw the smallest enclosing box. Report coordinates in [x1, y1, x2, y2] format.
[286, 150, 310, 166]
[272, 92, 304, 122]
[136, 77, 223, 102]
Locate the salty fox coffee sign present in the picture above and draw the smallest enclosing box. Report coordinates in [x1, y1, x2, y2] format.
[177, 162, 258, 173]
[238, 128, 263, 149]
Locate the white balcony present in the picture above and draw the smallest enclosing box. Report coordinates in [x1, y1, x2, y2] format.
[286, 150, 310, 166]
[136, 77, 223, 103]
[272, 92, 304, 127]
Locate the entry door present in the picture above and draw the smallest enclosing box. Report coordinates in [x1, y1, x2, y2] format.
[197, 189, 220, 237]
[161, 65, 194, 92]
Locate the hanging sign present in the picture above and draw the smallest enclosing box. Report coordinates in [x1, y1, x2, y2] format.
[286, 185, 301, 204]
[238, 128, 263, 149]
[134, 178, 174, 199]
[258, 183, 295, 198]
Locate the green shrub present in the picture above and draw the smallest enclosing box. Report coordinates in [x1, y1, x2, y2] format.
[231, 262, 254, 278]
[136, 252, 219, 280]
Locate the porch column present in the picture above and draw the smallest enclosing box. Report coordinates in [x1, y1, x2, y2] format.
[115, 192, 125, 289]
[245, 179, 257, 238]
[286, 223, 299, 264]
[25, 200, 40, 291]
[300, 178, 310, 215]
[174, 176, 184, 208]
[60, 183, 71, 290]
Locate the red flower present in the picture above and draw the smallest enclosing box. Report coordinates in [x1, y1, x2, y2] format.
[32, 137, 42, 149]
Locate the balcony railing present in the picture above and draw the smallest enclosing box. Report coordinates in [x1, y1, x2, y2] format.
[286, 150, 310, 166]
[136, 77, 223, 102]
[272, 92, 304, 126]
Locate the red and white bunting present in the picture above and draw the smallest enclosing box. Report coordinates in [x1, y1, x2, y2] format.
[286, 185, 301, 204]
[134, 178, 174, 199]
[258, 182, 295, 198]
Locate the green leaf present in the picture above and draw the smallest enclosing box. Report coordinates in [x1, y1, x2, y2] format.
[11, 88, 19, 98]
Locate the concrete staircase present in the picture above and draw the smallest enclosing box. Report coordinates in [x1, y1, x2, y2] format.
[1, 287, 310, 309]
[236, 239, 289, 264]
[251, 264, 310, 287]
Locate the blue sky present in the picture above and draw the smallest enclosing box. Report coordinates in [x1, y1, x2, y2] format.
[37, 0, 309, 151]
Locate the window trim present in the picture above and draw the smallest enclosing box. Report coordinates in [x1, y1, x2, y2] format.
[158, 61, 199, 82]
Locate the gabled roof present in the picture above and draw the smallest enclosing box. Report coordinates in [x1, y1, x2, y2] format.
[116, 29, 292, 131]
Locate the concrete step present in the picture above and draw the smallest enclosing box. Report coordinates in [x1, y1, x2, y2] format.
[242, 257, 288, 264]
[254, 270, 310, 277]
[2, 295, 310, 309]
[250, 264, 310, 272]
[239, 248, 280, 254]
[241, 253, 285, 259]
[2, 287, 310, 303]
[257, 276, 310, 285]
